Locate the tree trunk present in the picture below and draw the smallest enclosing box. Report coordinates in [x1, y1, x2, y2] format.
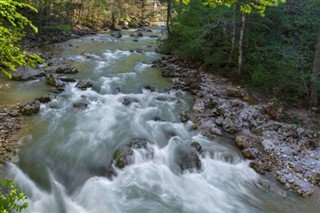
[228, 5, 236, 64]
[310, 38, 320, 108]
[238, 13, 246, 77]
[166, 0, 172, 35]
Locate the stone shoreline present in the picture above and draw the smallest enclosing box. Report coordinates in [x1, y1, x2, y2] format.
[153, 57, 320, 197]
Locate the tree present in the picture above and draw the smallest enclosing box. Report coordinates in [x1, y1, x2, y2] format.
[0, 179, 28, 212]
[0, 0, 43, 78]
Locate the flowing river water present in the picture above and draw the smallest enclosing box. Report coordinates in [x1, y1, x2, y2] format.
[2, 25, 319, 212]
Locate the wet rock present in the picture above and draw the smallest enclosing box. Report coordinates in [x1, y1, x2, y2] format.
[72, 101, 88, 109]
[47, 64, 79, 74]
[113, 146, 134, 168]
[111, 31, 122, 38]
[143, 85, 156, 92]
[76, 80, 93, 90]
[180, 112, 190, 123]
[35, 95, 51, 103]
[122, 97, 139, 106]
[174, 144, 201, 171]
[235, 135, 252, 149]
[46, 74, 65, 87]
[250, 161, 265, 175]
[149, 35, 159, 38]
[242, 148, 258, 159]
[20, 101, 40, 115]
[11, 67, 45, 81]
[191, 141, 202, 153]
[129, 138, 148, 149]
[135, 49, 143, 54]
[130, 31, 143, 37]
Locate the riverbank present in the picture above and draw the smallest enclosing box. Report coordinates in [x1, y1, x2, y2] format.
[153, 57, 320, 197]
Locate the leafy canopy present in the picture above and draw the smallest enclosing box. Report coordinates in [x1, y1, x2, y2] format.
[0, 0, 43, 78]
[180, 0, 286, 15]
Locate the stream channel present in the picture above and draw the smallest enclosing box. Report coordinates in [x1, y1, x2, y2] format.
[3, 24, 319, 213]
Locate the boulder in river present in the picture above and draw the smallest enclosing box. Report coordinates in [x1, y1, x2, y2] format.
[11, 67, 45, 81]
[111, 31, 122, 38]
[73, 101, 88, 109]
[46, 63, 78, 74]
[46, 74, 65, 88]
[174, 144, 201, 172]
[76, 80, 93, 90]
[20, 101, 40, 115]
[35, 95, 51, 103]
[122, 97, 139, 106]
[129, 138, 148, 149]
[191, 141, 202, 153]
[113, 146, 134, 169]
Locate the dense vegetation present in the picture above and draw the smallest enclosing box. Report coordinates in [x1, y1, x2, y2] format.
[0, 179, 28, 212]
[161, 0, 320, 107]
[0, 0, 43, 77]
[21, 0, 166, 31]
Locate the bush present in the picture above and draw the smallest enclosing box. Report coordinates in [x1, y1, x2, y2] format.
[0, 179, 28, 213]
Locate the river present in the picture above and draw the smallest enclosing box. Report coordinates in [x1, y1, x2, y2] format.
[3, 24, 318, 213]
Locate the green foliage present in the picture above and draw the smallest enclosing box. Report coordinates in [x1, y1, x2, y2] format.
[203, 0, 286, 15]
[162, 0, 320, 104]
[0, 0, 43, 78]
[0, 179, 28, 213]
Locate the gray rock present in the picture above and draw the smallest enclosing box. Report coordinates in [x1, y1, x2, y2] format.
[191, 141, 202, 153]
[76, 80, 93, 90]
[235, 135, 252, 149]
[122, 97, 139, 106]
[129, 138, 148, 149]
[111, 31, 122, 38]
[46, 74, 65, 87]
[36, 95, 51, 103]
[242, 148, 258, 159]
[11, 67, 45, 81]
[73, 101, 88, 109]
[174, 144, 201, 171]
[46, 64, 78, 74]
[20, 101, 40, 115]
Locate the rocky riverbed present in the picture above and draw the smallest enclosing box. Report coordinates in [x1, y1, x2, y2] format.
[153, 57, 320, 197]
